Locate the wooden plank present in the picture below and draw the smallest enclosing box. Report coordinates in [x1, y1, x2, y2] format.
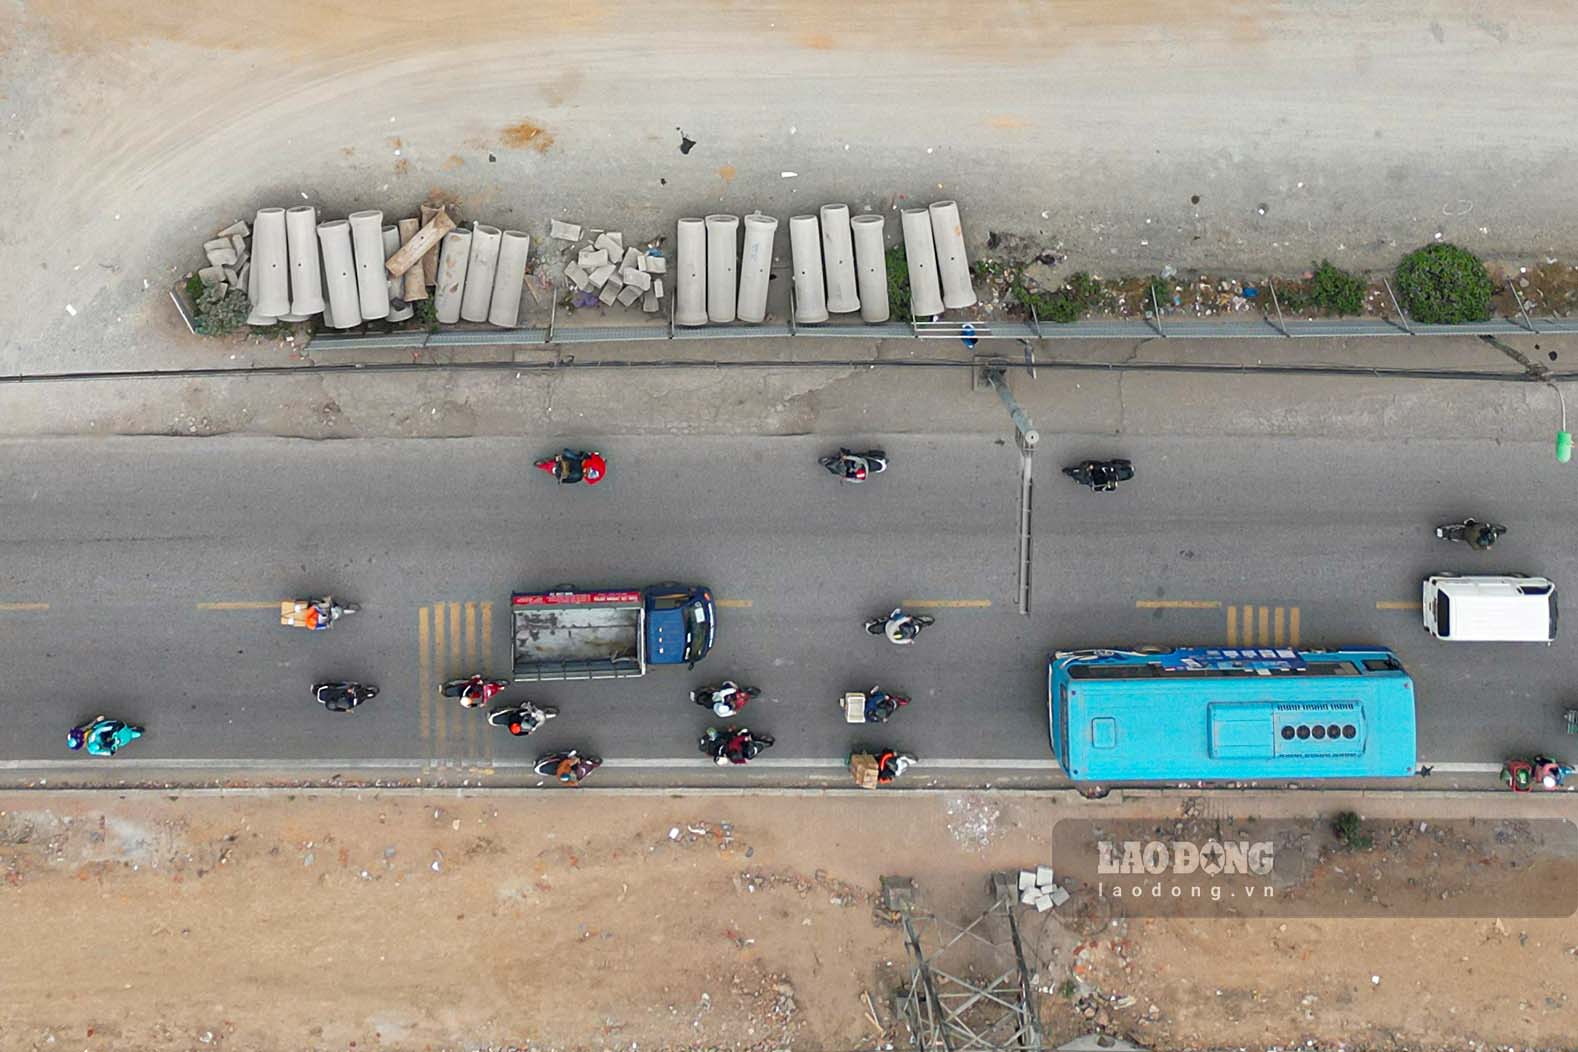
[419, 205, 444, 285]
[396, 218, 427, 301]
[387, 209, 455, 280]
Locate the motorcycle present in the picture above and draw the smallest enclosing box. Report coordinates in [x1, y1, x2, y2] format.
[442, 675, 510, 709]
[487, 702, 559, 736]
[280, 596, 359, 631]
[861, 687, 911, 724]
[1436, 519, 1507, 551]
[66, 716, 144, 757]
[691, 680, 762, 718]
[698, 726, 776, 766]
[1502, 756, 1575, 792]
[534, 750, 602, 785]
[819, 448, 888, 484]
[1063, 459, 1134, 492]
[314, 681, 379, 713]
[534, 449, 606, 486]
[865, 607, 934, 645]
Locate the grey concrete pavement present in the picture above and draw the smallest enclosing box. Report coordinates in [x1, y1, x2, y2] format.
[0, 434, 1571, 787]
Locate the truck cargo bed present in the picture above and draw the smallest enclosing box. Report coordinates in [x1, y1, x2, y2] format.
[512, 605, 643, 681]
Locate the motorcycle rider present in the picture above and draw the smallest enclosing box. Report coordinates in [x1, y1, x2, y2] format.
[315, 682, 377, 713]
[864, 688, 909, 723]
[552, 449, 606, 485]
[454, 674, 506, 709]
[539, 750, 599, 785]
[693, 680, 750, 718]
[1468, 521, 1502, 550]
[1534, 756, 1573, 790]
[502, 703, 550, 736]
[884, 608, 923, 645]
[875, 750, 917, 784]
[66, 716, 139, 757]
[700, 726, 773, 766]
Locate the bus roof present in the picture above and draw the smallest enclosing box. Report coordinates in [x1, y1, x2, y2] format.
[1050, 650, 1417, 782]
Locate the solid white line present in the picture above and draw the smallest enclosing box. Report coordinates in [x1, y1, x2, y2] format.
[0, 756, 1066, 772]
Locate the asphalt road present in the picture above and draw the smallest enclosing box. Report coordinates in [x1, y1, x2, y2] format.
[0, 434, 1572, 785]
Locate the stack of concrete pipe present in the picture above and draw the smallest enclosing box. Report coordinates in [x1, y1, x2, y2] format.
[899, 200, 976, 318]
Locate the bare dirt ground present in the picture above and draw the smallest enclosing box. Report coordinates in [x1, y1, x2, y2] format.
[3, 2, 1578, 375]
[2, 790, 1574, 1052]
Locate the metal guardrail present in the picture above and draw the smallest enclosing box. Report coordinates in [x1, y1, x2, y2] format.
[306, 313, 1578, 351]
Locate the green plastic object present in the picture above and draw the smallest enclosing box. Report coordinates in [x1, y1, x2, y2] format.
[1559, 430, 1573, 464]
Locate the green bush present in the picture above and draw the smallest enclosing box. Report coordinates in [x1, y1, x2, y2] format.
[192, 288, 250, 336]
[1332, 810, 1373, 851]
[1012, 270, 1103, 324]
[1394, 243, 1493, 324]
[413, 298, 439, 330]
[885, 245, 912, 319]
[1307, 260, 1367, 316]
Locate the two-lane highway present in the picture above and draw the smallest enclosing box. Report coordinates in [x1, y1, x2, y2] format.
[1, 433, 1571, 783]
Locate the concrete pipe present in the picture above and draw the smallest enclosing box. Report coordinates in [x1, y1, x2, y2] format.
[245, 243, 276, 326]
[284, 205, 325, 316]
[736, 213, 778, 324]
[315, 219, 362, 329]
[347, 210, 390, 320]
[460, 223, 503, 322]
[704, 214, 739, 323]
[382, 225, 413, 322]
[900, 207, 943, 318]
[928, 200, 976, 310]
[433, 229, 472, 324]
[788, 215, 829, 324]
[850, 213, 890, 323]
[488, 230, 532, 327]
[251, 207, 290, 317]
[674, 217, 707, 326]
[819, 204, 860, 314]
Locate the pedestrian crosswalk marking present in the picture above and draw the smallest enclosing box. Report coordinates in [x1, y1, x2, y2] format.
[418, 599, 499, 777]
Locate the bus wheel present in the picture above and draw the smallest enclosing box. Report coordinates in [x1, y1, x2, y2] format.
[1078, 784, 1111, 800]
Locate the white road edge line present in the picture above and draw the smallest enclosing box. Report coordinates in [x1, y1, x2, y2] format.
[0, 756, 1065, 772]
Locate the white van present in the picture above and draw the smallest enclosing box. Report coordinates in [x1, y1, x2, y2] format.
[1422, 574, 1558, 643]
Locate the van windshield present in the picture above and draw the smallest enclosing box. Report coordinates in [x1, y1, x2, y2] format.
[1435, 593, 1451, 637]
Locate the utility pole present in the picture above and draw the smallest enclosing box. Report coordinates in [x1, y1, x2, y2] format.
[978, 362, 1039, 615]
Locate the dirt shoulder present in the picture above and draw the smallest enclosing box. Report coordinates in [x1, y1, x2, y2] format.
[1, 790, 1574, 1052]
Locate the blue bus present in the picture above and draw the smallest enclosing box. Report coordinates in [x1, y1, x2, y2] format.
[1048, 647, 1417, 783]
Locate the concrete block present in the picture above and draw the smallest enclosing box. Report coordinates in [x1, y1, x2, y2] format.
[617, 283, 643, 306]
[550, 219, 582, 241]
[595, 231, 623, 256]
[564, 263, 591, 290]
[1035, 894, 1054, 913]
[205, 245, 238, 267]
[204, 237, 231, 254]
[1036, 865, 1055, 887]
[222, 266, 241, 287]
[217, 220, 250, 239]
[198, 265, 225, 288]
[653, 278, 664, 299]
[1019, 870, 1036, 892]
[1021, 889, 1039, 906]
[645, 254, 667, 274]
[1049, 886, 1070, 907]
[622, 268, 651, 291]
[589, 263, 616, 287]
[230, 234, 248, 256]
[620, 247, 641, 271]
[642, 288, 659, 312]
[578, 247, 609, 269]
[598, 283, 620, 306]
